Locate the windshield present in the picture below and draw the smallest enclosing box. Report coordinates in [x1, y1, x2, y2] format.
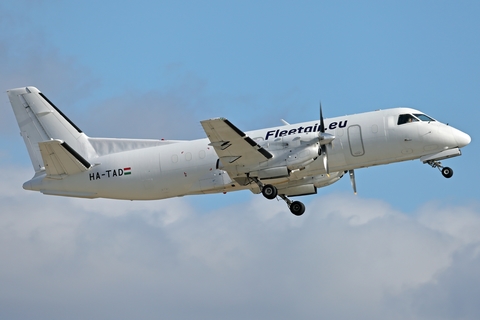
[398, 113, 436, 125]
[397, 114, 418, 125]
[413, 113, 435, 122]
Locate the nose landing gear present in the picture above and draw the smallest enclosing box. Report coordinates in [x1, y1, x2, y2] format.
[426, 160, 454, 178]
[441, 167, 453, 178]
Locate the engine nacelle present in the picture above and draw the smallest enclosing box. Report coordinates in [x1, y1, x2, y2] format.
[278, 184, 317, 197]
[274, 171, 344, 198]
[255, 166, 290, 179]
[261, 135, 319, 171]
[216, 135, 320, 177]
[311, 171, 343, 188]
[285, 144, 318, 170]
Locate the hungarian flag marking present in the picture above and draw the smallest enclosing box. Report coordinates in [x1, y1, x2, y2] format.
[124, 167, 132, 175]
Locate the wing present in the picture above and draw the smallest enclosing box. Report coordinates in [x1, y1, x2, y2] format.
[39, 139, 92, 178]
[200, 118, 272, 168]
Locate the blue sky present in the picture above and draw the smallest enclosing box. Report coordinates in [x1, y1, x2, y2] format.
[1, 1, 479, 319]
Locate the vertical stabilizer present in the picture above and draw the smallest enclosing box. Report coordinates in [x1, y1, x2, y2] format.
[7, 87, 96, 173]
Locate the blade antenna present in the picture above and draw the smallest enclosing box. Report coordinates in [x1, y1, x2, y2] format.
[349, 169, 357, 195]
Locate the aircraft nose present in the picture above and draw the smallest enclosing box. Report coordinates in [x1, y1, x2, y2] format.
[452, 128, 471, 148]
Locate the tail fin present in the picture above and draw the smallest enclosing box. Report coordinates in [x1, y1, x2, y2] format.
[7, 87, 96, 173]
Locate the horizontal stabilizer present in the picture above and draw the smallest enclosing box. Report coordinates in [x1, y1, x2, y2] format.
[39, 139, 92, 178]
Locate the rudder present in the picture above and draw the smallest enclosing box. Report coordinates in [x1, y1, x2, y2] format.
[7, 86, 96, 173]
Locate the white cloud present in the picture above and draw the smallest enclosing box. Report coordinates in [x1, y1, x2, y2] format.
[418, 201, 480, 246]
[1, 165, 479, 320]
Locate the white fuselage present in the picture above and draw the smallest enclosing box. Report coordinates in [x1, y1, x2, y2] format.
[24, 107, 470, 200]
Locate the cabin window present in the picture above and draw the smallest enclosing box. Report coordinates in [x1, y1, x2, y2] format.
[397, 114, 418, 125]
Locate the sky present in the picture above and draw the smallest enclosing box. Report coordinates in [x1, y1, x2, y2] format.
[0, 1, 479, 319]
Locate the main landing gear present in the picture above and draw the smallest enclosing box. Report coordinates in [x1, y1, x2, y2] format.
[261, 184, 278, 199]
[278, 194, 306, 216]
[254, 179, 306, 216]
[426, 160, 454, 178]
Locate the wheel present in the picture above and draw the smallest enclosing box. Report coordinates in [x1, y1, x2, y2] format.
[262, 184, 278, 200]
[442, 167, 453, 178]
[290, 201, 305, 216]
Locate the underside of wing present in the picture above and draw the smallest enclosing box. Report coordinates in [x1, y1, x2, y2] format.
[39, 139, 92, 178]
[200, 118, 272, 168]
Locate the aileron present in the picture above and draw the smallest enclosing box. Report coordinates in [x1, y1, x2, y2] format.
[200, 118, 273, 168]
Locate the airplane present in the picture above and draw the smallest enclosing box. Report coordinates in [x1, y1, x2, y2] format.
[7, 86, 471, 216]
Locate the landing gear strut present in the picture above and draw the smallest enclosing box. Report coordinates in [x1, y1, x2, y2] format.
[279, 194, 306, 216]
[251, 178, 276, 200]
[251, 177, 306, 216]
[426, 160, 454, 178]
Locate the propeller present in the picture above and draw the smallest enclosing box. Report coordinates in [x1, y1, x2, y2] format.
[318, 102, 335, 175]
[349, 169, 357, 195]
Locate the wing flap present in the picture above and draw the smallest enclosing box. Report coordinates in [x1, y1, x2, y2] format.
[201, 118, 272, 167]
[39, 139, 92, 177]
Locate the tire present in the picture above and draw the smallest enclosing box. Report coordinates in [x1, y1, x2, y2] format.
[262, 184, 278, 200]
[442, 167, 453, 178]
[290, 201, 305, 216]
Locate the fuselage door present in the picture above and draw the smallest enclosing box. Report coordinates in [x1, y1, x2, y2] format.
[348, 125, 365, 157]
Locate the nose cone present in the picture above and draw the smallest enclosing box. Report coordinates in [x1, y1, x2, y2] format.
[452, 128, 471, 148]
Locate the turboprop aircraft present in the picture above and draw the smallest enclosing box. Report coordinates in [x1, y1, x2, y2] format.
[7, 86, 471, 216]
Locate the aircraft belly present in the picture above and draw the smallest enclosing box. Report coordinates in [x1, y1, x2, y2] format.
[187, 169, 235, 195]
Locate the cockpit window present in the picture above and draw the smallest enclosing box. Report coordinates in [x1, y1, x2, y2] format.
[397, 114, 419, 125]
[413, 113, 435, 122]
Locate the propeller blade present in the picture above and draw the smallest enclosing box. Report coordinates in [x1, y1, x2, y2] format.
[349, 169, 357, 195]
[318, 101, 325, 156]
[319, 101, 329, 175]
[322, 145, 329, 175]
[319, 102, 325, 133]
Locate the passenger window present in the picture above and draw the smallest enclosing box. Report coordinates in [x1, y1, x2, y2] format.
[397, 114, 418, 125]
